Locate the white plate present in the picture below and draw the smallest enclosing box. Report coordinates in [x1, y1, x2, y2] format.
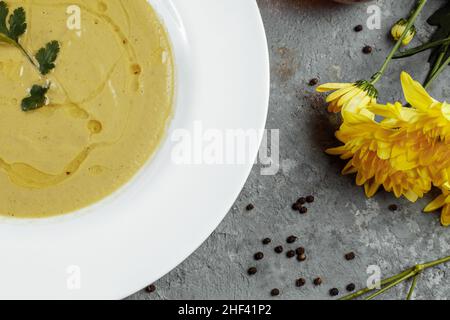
[0, 0, 269, 299]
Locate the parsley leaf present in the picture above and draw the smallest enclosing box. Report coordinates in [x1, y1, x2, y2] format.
[36, 40, 60, 75]
[0, 2, 26, 44]
[0, 1, 9, 35]
[21, 84, 49, 112]
[8, 7, 26, 42]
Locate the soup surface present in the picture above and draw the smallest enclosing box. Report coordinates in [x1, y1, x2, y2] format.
[0, 0, 174, 217]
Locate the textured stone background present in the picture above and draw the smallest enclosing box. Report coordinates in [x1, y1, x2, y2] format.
[129, 0, 450, 300]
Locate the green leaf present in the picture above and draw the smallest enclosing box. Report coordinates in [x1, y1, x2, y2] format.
[8, 7, 26, 42]
[0, 1, 9, 36]
[427, 1, 450, 65]
[35, 40, 60, 75]
[0, 2, 26, 43]
[21, 84, 49, 112]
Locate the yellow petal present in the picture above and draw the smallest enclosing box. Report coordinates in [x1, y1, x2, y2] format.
[424, 194, 446, 212]
[368, 103, 399, 119]
[364, 181, 380, 197]
[337, 87, 361, 107]
[400, 72, 434, 111]
[326, 86, 355, 103]
[326, 146, 346, 155]
[441, 102, 450, 120]
[316, 83, 352, 93]
[404, 190, 418, 202]
[441, 205, 450, 227]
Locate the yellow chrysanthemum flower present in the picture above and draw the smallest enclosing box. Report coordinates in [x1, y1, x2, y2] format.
[316, 80, 378, 117]
[391, 19, 416, 46]
[327, 72, 450, 225]
[326, 112, 430, 202]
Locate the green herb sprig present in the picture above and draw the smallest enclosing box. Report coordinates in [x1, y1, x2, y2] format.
[0, 1, 60, 111]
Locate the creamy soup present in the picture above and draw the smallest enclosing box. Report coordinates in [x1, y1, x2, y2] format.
[0, 0, 173, 217]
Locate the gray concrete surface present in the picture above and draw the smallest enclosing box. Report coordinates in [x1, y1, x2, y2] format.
[129, 0, 450, 300]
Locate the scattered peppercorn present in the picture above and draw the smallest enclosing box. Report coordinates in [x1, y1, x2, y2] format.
[363, 45, 373, 54]
[246, 204, 255, 211]
[254, 252, 264, 261]
[388, 204, 398, 212]
[274, 246, 284, 254]
[286, 250, 296, 258]
[308, 78, 319, 86]
[296, 278, 306, 287]
[262, 238, 272, 245]
[297, 253, 306, 262]
[296, 247, 305, 255]
[306, 195, 315, 203]
[346, 283, 356, 292]
[270, 288, 280, 297]
[345, 252, 356, 261]
[287, 235, 297, 244]
[297, 197, 306, 205]
[247, 267, 257, 276]
[145, 284, 156, 293]
[313, 278, 323, 286]
[299, 207, 308, 214]
[329, 288, 339, 297]
[292, 203, 300, 211]
[354, 24, 363, 32]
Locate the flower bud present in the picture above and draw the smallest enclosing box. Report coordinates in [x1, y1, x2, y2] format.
[391, 19, 416, 46]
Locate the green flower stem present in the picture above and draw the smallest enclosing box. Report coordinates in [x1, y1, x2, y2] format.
[393, 37, 450, 59]
[406, 274, 419, 300]
[339, 268, 414, 300]
[431, 44, 449, 75]
[424, 54, 450, 89]
[16, 42, 39, 70]
[365, 271, 415, 300]
[340, 255, 450, 300]
[371, 0, 428, 85]
[422, 254, 450, 269]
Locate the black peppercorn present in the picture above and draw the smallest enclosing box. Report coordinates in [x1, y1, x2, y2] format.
[246, 204, 255, 211]
[363, 46, 373, 54]
[274, 246, 284, 254]
[309, 78, 319, 86]
[388, 204, 398, 212]
[286, 250, 296, 258]
[296, 278, 306, 287]
[346, 283, 356, 292]
[247, 267, 257, 275]
[329, 288, 339, 297]
[313, 277, 322, 286]
[345, 252, 356, 261]
[145, 284, 156, 293]
[270, 288, 280, 297]
[299, 207, 308, 214]
[287, 235, 297, 244]
[254, 252, 264, 261]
